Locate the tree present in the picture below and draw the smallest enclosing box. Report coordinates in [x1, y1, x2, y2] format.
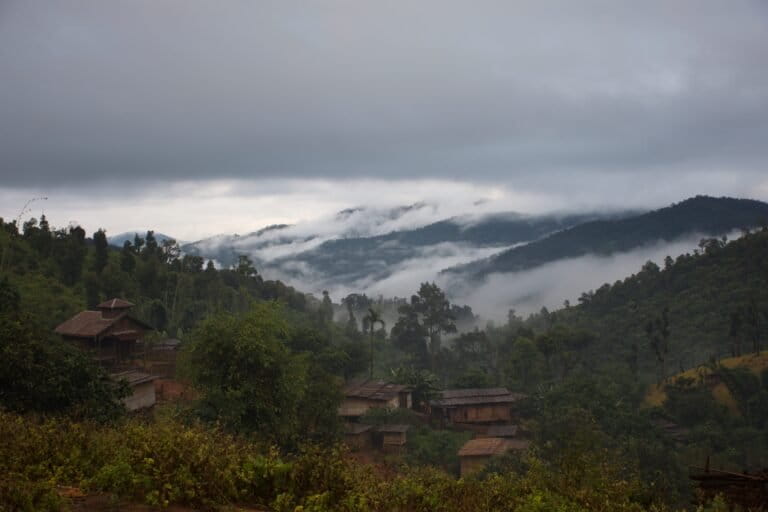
[0, 280, 125, 420]
[120, 240, 136, 274]
[59, 225, 87, 285]
[390, 366, 439, 412]
[92, 229, 109, 274]
[646, 308, 671, 384]
[729, 311, 743, 357]
[391, 303, 429, 368]
[184, 302, 337, 445]
[411, 282, 456, 371]
[363, 307, 385, 378]
[320, 290, 334, 326]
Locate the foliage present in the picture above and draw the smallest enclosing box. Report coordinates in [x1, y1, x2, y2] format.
[0, 411, 685, 511]
[0, 281, 126, 420]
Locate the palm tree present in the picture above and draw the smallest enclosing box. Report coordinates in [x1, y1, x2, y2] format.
[363, 307, 385, 379]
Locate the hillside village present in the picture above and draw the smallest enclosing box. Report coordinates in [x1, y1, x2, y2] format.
[54, 298, 532, 477]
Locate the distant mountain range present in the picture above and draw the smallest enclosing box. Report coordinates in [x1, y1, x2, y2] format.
[180, 196, 768, 296]
[443, 196, 768, 281]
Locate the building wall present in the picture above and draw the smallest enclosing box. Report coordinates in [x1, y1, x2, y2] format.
[460, 455, 491, 477]
[450, 404, 511, 424]
[123, 381, 156, 411]
[382, 432, 406, 446]
[338, 396, 400, 417]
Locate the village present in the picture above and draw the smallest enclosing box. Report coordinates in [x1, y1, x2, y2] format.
[54, 298, 530, 477]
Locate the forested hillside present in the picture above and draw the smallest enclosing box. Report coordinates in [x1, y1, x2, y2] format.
[448, 196, 768, 280]
[3, 211, 768, 510]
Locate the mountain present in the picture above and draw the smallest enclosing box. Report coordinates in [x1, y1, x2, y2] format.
[108, 231, 178, 247]
[445, 196, 768, 281]
[268, 211, 619, 285]
[182, 206, 623, 288]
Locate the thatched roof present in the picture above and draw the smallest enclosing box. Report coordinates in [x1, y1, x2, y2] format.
[343, 379, 411, 402]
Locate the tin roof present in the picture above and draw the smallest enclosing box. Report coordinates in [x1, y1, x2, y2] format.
[97, 298, 135, 310]
[431, 388, 526, 407]
[343, 379, 411, 402]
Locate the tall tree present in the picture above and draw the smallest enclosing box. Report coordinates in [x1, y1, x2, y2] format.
[363, 307, 385, 378]
[92, 229, 109, 274]
[411, 282, 456, 371]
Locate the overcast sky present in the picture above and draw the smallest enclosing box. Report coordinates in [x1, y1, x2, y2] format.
[1, 1, 767, 239]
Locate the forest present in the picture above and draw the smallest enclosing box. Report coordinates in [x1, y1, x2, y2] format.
[2, 213, 768, 511]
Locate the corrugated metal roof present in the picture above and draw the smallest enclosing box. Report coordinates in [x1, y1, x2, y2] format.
[431, 388, 526, 407]
[343, 379, 410, 401]
[97, 298, 135, 309]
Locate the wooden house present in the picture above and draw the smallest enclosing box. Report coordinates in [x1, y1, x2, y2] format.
[430, 388, 525, 427]
[338, 379, 412, 419]
[56, 299, 158, 410]
[344, 423, 374, 451]
[458, 437, 530, 476]
[55, 298, 152, 367]
[377, 424, 410, 453]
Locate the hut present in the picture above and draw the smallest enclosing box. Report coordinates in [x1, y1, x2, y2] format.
[344, 423, 374, 451]
[377, 424, 410, 453]
[55, 299, 152, 368]
[338, 379, 412, 419]
[111, 370, 158, 411]
[458, 437, 530, 476]
[430, 388, 525, 427]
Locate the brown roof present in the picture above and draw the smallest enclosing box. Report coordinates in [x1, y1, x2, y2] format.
[431, 388, 526, 407]
[458, 437, 512, 457]
[55, 310, 152, 339]
[377, 424, 410, 433]
[55, 311, 126, 338]
[343, 379, 411, 402]
[97, 298, 135, 309]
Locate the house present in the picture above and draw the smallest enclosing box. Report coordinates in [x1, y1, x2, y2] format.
[377, 424, 410, 453]
[56, 299, 159, 411]
[344, 423, 374, 451]
[458, 437, 531, 476]
[430, 388, 525, 427]
[112, 370, 158, 411]
[55, 298, 152, 367]
[338, 379, 412, 419]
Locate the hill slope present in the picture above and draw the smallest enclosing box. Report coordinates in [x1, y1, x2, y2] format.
[445, 196, 768, 280]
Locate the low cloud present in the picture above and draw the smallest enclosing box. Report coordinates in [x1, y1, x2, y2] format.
[449, 233, 740, 321]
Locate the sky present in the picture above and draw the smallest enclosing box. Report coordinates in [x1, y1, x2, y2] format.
[1, 1, 768, 240]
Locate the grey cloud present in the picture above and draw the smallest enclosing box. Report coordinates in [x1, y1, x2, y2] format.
[1, 0, 767, 195]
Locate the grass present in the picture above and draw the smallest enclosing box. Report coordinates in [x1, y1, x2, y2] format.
[644, 350, 768, 410]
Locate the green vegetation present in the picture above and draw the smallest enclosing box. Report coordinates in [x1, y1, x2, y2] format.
[2, 210, 768, 510]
